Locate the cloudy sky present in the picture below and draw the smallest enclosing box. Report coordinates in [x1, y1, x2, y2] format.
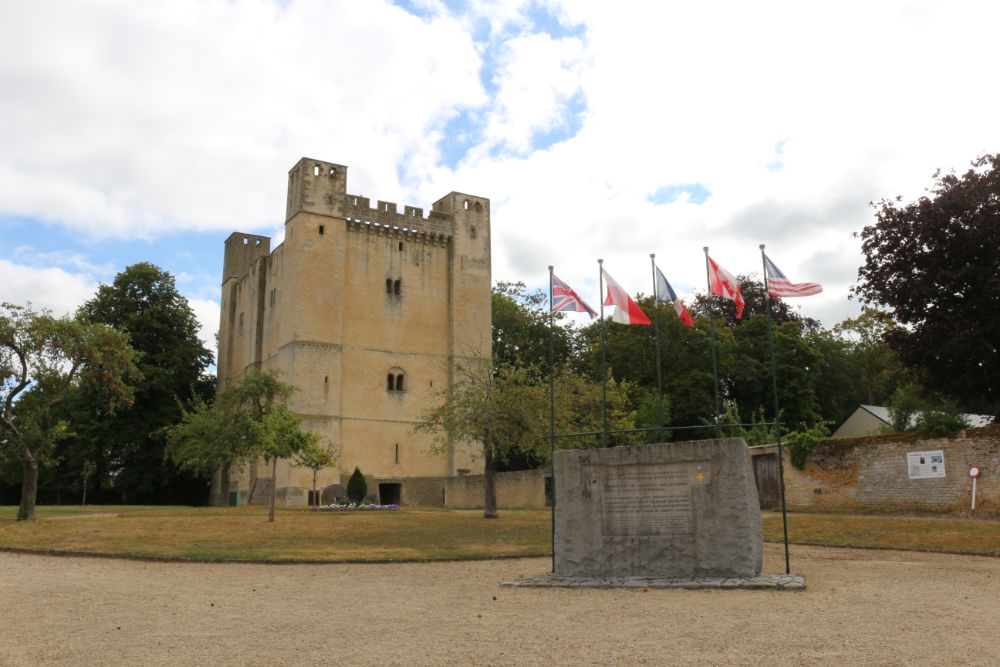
[2, 0, 998, 358]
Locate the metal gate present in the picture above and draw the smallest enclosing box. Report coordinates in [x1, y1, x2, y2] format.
[752, 453, 780, 509]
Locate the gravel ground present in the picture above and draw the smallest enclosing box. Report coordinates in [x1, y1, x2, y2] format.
[1, 543, 998, 666]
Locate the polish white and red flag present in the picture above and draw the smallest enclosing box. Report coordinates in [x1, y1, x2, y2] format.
[707, 255, 745, 319]
[764, 255, 823, 298]
[551, 273, 597, 317]
[602, 268, 651, 325]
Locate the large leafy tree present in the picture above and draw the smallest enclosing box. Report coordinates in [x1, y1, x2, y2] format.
[0, 303, 136, 520]
[70, 263, 213, 504]
[417, 360, 634, 518]
[492, 281, 574, 371]
[855, 154, 1000, 415]
[168, 368, 314, 520]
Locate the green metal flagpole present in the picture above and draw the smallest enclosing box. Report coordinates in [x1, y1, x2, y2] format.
[703, 247, 722, 438]
[598, 259, 608, 447]
[650, 254, 665, 442]
[760, 244, 791, 575]
[548, 266, 556, 573]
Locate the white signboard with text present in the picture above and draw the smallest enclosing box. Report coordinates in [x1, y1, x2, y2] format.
[907, 450, 946, 479]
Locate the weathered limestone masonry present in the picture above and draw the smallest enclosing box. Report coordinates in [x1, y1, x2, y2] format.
[217, 158, 491, 506]
[753, 425, 1000, 515]
[554, 439, 763, 579]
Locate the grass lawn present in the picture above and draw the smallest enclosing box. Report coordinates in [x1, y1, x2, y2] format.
[1, 506, 999, 561]
[763, 512, 1000, 556]
[0, 505, 551, 561]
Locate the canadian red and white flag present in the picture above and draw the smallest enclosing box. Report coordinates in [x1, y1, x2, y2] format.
[707, 255, 745, 319]
[602, 268, 651, 325]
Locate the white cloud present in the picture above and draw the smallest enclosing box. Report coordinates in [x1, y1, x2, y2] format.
[0, 260, 97, 317]
[0, 0, 484, 238]
[3, 0, 1000, 329]
[188, 298, 221, 364]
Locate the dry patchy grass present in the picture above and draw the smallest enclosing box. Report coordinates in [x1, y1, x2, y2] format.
[2, 506, 999, 561]
[0, 505, 551, 561]
[764, 512, 1000, 556]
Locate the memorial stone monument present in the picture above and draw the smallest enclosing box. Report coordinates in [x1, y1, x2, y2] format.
[554, 438, 762, 578]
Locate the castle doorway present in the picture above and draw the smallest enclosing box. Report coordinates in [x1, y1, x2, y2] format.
[378, 483, 401, 506]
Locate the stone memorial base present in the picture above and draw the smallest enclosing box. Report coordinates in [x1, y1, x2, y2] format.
[502, 573, 805, 591]
[551, 438, 773, 580]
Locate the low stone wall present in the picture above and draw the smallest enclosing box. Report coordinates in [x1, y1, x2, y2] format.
[750, 425, 1000, 515]
[445, 469, 549, 509]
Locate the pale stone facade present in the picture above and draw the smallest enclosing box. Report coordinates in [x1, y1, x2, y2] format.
[217, 157, 490, 505]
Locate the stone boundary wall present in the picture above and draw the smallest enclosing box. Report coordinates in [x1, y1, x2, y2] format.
[445, 469, 549, 509]
[751, 425, 1000, 515]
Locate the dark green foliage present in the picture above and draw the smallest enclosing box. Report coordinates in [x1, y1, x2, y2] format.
[784, 424, 830, 470]
[347, 467, 367, 503]
[888, 384, 925, 432]
[855, 154, 1000, 417]
[915, 404, 970, 437]
[59, 263, 214, 504]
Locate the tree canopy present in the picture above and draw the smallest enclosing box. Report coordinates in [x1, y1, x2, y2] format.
[855, 154, 1000, 415]
[0, 303, 137, 519]
[59, 263, 214, 504]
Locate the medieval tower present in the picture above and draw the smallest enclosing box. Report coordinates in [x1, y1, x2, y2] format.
[216, 157, 491, 505]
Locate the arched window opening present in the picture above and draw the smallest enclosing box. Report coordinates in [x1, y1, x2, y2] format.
[395, 374, 404, 391]
[385, 278, 393, 294]
[387, 374, 395, 391]
[393, 279, 402, 295]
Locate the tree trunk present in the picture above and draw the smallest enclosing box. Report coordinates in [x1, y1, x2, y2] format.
[268, 458, 277, 523]
[209, 464, 231, 507]
[483, 445, 499, 519]
[312, 470, 318, 506]
[17, 456, 39, 521]
[81, 479, 87, 506]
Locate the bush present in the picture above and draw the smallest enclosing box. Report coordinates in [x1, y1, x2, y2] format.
[888, 384, 925, 432]
[915, 403, 969, 437]
[346, 467, 367, 503]
[784, 424, 830, 470]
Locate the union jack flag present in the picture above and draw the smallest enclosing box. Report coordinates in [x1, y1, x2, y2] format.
[551, 273, 597, 317]
[764, 255, 823, 298]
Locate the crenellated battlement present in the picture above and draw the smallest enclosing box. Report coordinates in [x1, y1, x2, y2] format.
[345, 217, 451, 246]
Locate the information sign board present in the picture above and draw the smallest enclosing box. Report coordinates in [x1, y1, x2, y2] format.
[907, 450, 946, 479]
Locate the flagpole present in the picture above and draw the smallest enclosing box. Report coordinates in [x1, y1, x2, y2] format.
[703, 247, 722, 438]
[598, 258, 608, 447]
[760, 244, 791, 575]
[650, 254, 665, 442]
[548, 265, 556, 574]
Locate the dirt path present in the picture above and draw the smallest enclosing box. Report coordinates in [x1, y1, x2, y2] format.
[1, 544, 998, 666]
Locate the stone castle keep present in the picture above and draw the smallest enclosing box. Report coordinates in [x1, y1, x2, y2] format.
[217, 157, 491, 506]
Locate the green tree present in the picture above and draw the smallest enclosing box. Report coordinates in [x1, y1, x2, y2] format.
[832, 309, 907, 406]
[417, 361, 547, 518]
[0, 303, 137, 520]
[492, 281, 574, 371]
[69, 263, 213, 504]
[855, 154, 1000, 416]
[346, 466, 367, 504]
[294, 442, 336, 506]
[167, 368, 300, 512]
[255, 404, 318, 522]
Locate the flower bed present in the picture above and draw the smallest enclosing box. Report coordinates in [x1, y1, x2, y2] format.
[313, 502, 400, 511]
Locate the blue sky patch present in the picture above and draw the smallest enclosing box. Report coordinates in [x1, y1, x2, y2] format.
[530, 90, 586, 152]
[766, 139, 786, 172]
[1, 215, 229, 303]
[647, 183, 712, 206]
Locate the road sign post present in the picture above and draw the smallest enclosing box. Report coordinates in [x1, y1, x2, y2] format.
[969, 466, 981, 511]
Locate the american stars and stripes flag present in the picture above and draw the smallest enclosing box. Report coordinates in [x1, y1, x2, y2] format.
[763, 255, 823, 298]
[551, 273, 597, 317]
